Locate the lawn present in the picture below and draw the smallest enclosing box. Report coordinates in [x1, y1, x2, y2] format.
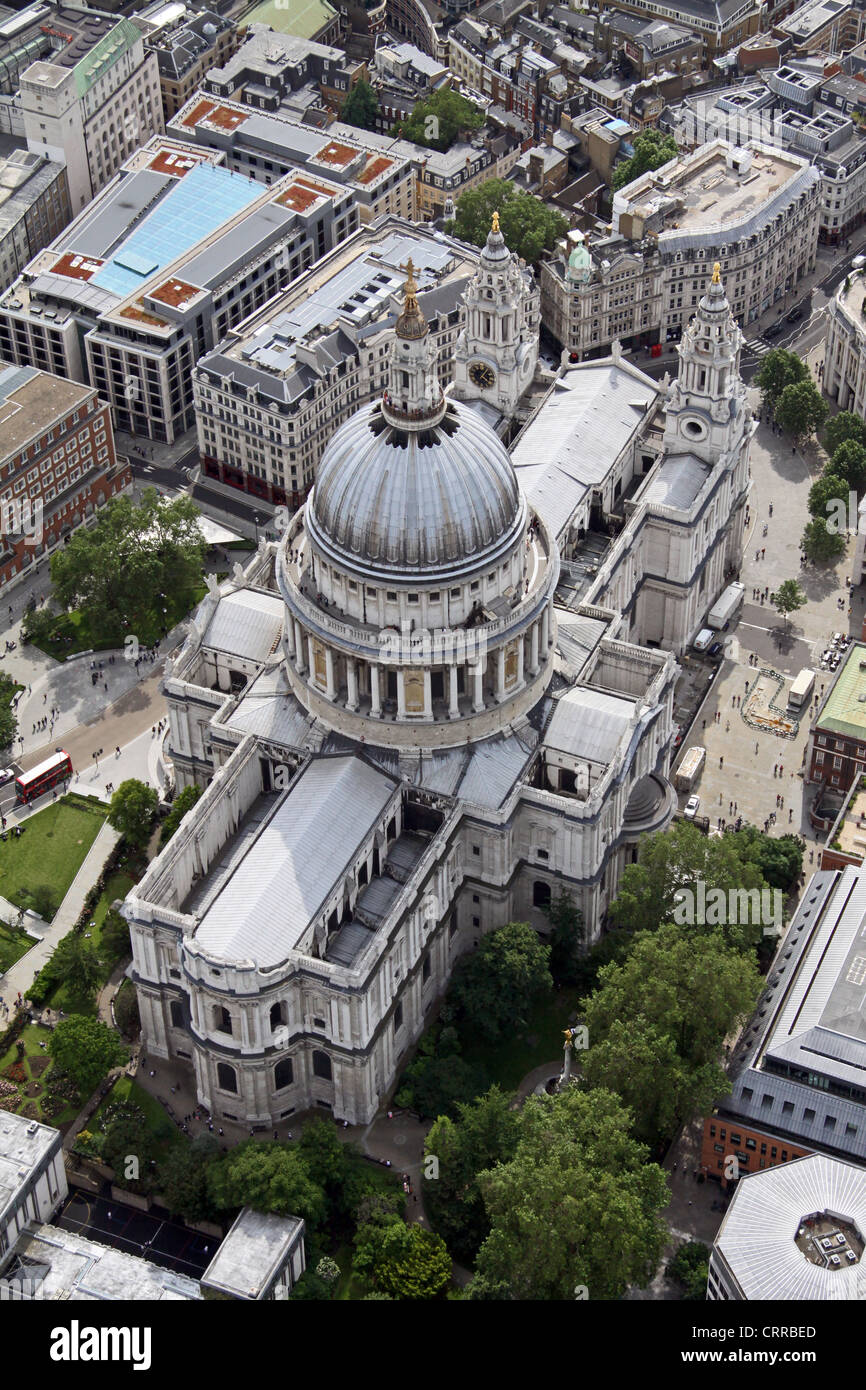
[0, 1022, 79, 1127]
[459, 986, 584, 1094]
[24, 580, 208, 660]
[0, 796, 109, 919]
[0, 919, 32, 972]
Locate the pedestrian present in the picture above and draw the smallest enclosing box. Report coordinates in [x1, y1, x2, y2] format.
[780, 764, 783, 775]
[769, 503, 773, 517]
[719, 755, 724, 768]
[726, 720, 730, 733]
[755, 742, 759, 755]
[761, 547, 765, 559]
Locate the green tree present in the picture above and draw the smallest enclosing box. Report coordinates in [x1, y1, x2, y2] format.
[580, 1015, 728, 1148]
[775, 380, 829, 440]
[423, 1086, 522, 1263]
[50, 488, 205, 643]
[397, 87, 484, 151]
[315, 1256, 341, 1290]
[48, 1015, 127, 1096]
[355, 1217, 451, 1299]
[755, 348, 809, 410]
[543, 890, 585, 986]
[101, 1103, 159, 1184]
[732, 826, 803, 891]
[0, 672, 18, 752]
[824, 410, 866, 457]
[808, 470, 849, 520]
[339, 77, 379, 131]
[50, 933, 102, 1006]
[607, 819, 768, 951]
[207, 1141, 327, 1229]
[108, 779, 158, 848]
[160, 785, 203, 845]
[612, 128, 679, 191]
[450, 921, 552, 1041]
[829, 439, 866, 496]
[158, 1134, 220, 1222]
[801, 515, 846, 563]
[100, 908, 131, 963]
[447, 178, 568, 265]
[770, 578, 807, 631]
[470, 1087, 668, 1300]
[668, 1240, 711, 1300]
[583, 923, 762, 1070]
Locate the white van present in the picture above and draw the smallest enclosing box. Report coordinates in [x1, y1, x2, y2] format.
[693, 628, 715, 652]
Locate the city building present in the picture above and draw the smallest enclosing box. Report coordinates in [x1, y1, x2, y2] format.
[0, 1222, 204, 1299]
[806, 641, 866, 794]
[579, 0, 762, 60]
[596, 12, 704, 81]
[135, 3, 240, 122]
[701, 865, 866, 1185]
[0, 1110, 67, 1257]
[0, 2, 164, 215]
[773, 0, 866, 53]
[0, 148, 70, 292]
[202, 24, 365, 115]
[168, 95, 415, 223]
[708, 1154, 866, 1299]
[119, 261, 751, 1127]
[200, 1208, 306, 1299]
[168, 90, 522, 223]
[824, 272, 866, 421]
[541, 138, 821, 357]
[663, 65, 866, 244]
[0, 363, 130, 594]
[0, 137, 359, 443]
[193, 219, 485, 510]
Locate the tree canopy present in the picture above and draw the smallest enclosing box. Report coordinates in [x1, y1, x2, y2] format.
[612, 129, 678, 191]
[771, 578, 807, 630]
[449, 921, 552, 1041]
[397, 87, 483, 151]
[354, 1216, 451, 1300]
[48, 933, 102, 1007]
[801, 515, 846, 563]
[339, 77, 379, 131]
[160, 784, 203, 845]
[423, 1086, 522, 1264]
[774, 380, 829, 440]
[469, 1087, 668, 1300]
[0, 673, 18, 753]
[207, 1141, 327, 1229]
[48, 1015, 127, 1096]
[808, 471, 849, 520]
[829, 439, 866, 496]
[755, 349, 809, 410]
[49, 488, 205, 643]
[158, 1134, 220, 1223]
[543, 891, 585, 986]
[824, 410, 866, 457]
[447, 178, 568, 265]
[108, 779, 158, 848]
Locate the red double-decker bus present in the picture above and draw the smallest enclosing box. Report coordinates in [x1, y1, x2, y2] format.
[15, 750, 72, 803]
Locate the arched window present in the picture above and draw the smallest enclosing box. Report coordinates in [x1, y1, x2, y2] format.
[533, 881, 551, 909]
[274, 1057, 294, 1091]
[217, 1062, 237, 1094]
[312, 1050, 332, 1081]
[270, 1001, 286, 1031]
[213, 1005, 232, 1035]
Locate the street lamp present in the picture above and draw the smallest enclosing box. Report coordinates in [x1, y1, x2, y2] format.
[253, 512, 261, 546]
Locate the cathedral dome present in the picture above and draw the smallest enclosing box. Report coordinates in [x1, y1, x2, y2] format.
[307, 395, 526, 580]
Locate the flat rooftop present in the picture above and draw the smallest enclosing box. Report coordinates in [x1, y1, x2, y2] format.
[623, 145, 810, 233]
[2, 1223, 201, 1300]
[0, 363, 90, 456]
[201, 1207, 303, 1299]
[0, 1111, 60, 1224]
[241, 0, 338, 42]
[817, 641, 866, 740]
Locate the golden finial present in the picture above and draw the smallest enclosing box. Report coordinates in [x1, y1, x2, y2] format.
[492, 210, 500, 234]
[712, 261, 721, 285]
[400, 256, 418, 299]
[395, 256, 426, 339]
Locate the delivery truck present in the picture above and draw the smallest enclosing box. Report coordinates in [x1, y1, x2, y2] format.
[788, 667, 816, 710]
[707, 582, 745, 631]
[675, 745, 706, 792]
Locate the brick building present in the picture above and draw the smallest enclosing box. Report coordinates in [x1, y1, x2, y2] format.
[807, 641, 866, 794]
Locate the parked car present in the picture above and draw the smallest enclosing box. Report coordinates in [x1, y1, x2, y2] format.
[763, 321, 784, 340]
[684, 794, 701, 819]
[0, 768, 13, 787]
[709, 641, 723, 657]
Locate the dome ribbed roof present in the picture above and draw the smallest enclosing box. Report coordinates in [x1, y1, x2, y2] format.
[307, 397, 525, 579]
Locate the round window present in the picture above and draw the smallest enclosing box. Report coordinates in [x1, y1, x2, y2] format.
[684, 419, 706, 440]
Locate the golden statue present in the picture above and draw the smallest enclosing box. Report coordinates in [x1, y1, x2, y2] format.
[492, 210, 500, 234]
[712, 261, 721, 284]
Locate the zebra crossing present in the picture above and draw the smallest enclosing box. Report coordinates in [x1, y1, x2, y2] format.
[744, 338, 773, 358]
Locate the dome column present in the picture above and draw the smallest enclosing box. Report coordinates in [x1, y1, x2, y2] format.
[496, 646, 506, 703]
[370, 663, 382, 717]
[325, 647, 336, 701]
[448, 664, 459, 719]
[471, 660, 484, 713]
[347, 656, 359, 712]
[396, 670, 406, 719]
[423, 669, 432, 720]
[294, 619, 305, 673]
[541, 605, 550, 656]
[529, 620, 540, 676]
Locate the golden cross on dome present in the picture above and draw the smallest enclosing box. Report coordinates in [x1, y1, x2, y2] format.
[399, 256, 418, 299]
[712, 261, 721, 284]
[492, 210, 500, 234]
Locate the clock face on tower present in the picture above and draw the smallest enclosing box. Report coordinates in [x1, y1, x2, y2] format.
[469, 361, 496, 390]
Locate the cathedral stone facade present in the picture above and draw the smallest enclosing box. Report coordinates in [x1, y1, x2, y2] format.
[123, 241, 750, 1127]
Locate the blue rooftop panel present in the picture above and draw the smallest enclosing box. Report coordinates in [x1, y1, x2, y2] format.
[92, 163, 262, 299]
